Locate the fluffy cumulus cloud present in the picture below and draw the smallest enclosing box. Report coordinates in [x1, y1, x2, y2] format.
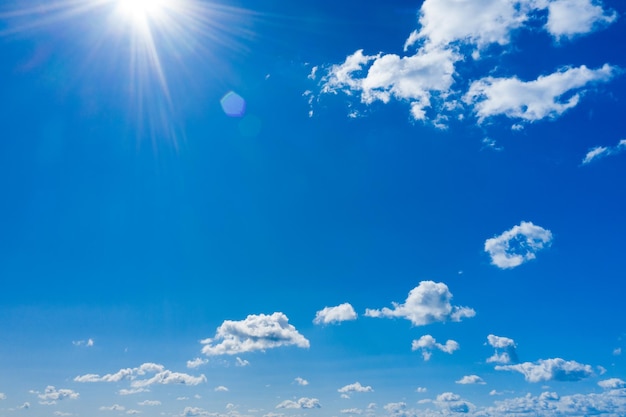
[485, 221, 553, 269]
[544, 0, 617, 40]
[365, 281, 475, 326]
[464, 64, 616, 123]
[582, 138, 626, 165]
[496, 358, 594, 382]
[313, 303, 357, 325]
[74, 363, 205, 388]
[314, 0, 617, 126]
[32, 386, 79, 405]
[487, 334, 519, 364]
[412, 335, 460, 361]
[186, 358, 208, 369]
[338, 382, 374, 394]
[456, 375, 486, 385]
[200, 312, 310, 356]
[275, 397, 321, 409]
[598, 378, 626, 389]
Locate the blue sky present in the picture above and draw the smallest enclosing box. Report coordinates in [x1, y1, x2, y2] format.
[1, 0, 626, 416]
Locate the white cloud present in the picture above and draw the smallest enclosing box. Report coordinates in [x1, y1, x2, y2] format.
[75, 363, 165, 383]
[544, 0, 617, 40]
[118, 388, 149, 396]
[100, 404, 125, 411]
[614, 347, 622, 356]
[313, 303, 357, 325]
[456, 375, 486, 385]
[338, 382, 374, 393]
[496, 358, 594, 382]
[235, 357, 250, 367]
[487, 334, 518, 364]
[582, 138, 626, 165]
[598, 378, 626, 389]
[412, 335, 460, 361]
[484, 221, 553, 269]
[137, 400, 161, 406]
[181, 406, 212, 416]
[416, 387, 427, 393]
[465, 64, 616, 123]
[200, 312, 310, 356]
[54, 412, 73, 416]
[275, 397, 321, 409]
[125, 410, 140, 415]
[294, 377, 309, 386]
[214, 386, 229, 392]
[0, 393, 5, 400]
[75, 363, 205, 389]
[186, 358, 209, 369]
[33, 386, 79, 404]
[130, 370, 206, 388]
[72, 338, 94, 347]
[365, 281, 475, 326]
[340, 408, 363, 414]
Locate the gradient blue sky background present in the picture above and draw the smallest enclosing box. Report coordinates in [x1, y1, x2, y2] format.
[1, 0, 626, 416]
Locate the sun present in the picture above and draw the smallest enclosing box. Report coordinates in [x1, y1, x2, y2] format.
[117, 0, 169, 23]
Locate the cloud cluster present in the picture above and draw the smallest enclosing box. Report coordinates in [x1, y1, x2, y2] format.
[201, 313, 310, 356]
[315, 0, 617, 127]
[313, 303, 358, 325]
[275, 397, 321, 409]
[338, 382, 374, 394]
[74, 363, 206, 388]
[582, 138, 626, 165]
[487, 334, 518, 364]
[412, 335, 460, 361]
[485, 221, 553, 269]
[365, 281, 475, 326]
[495, 358, 594, 382]
[32, 386, 79, 405]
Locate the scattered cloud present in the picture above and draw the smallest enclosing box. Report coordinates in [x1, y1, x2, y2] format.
[598, 378, 626, 389]
[487, 334, 519, 364]
[365, 281, 475, 326]
[456, 375, 486, 385]
[614, 347, 622, 356]
[416, 387, 427, 393]
[544, 0, 617, 40]
[235, 357, 250, 367]
[214, 386, 229, 392]
[485, 221, 553, 269]
[313, 303, 357, 325]
[496, 358, 594, 382]
[72, 338, 94, 347]
[582, 139, 626, 165]
[181, 406, 212, 416]
[465, 64, 616, 123]
[75, 363, 205, 388]
[338, 382, 374, 394]
[200, 313, 310, 356]
[275, 397, 321, 409]
[294, 377, 309, 386]
[100, 404, 125, 411]
[32, 386, 79, 404]
[186, 358, 209, 369]
[412, 335, 460, 361]
[0, 393, 5, 400]
[137, 400, 161, 406]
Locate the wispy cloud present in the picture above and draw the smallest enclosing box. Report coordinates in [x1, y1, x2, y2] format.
[275, 397, 321, 409]
[582, 139, 626, 165]
[412, 335, 459, 361]
[338, 382, 374, 394]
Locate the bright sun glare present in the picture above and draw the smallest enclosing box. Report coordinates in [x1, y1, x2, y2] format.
[117, 0, 168, 23]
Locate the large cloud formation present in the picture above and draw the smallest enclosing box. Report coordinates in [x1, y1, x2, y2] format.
[484, 221, 553, 269]
[365, 281, 475, 326]
[495, 358, 594, 382]
[201, 312, 310, 356]
[314, 0, 617, 127]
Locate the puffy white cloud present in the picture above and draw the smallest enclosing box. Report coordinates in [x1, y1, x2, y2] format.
[294, 377, 309, 386]
[130, 370, 206, 388]
[582, 139, 626, 165]
[338, 382, 374, 393]
[456, 375, 486, 385]
[75, 363, 165, 383]
[313, 303, 357, 325]
[275, 397, 321, 409]
[544, 0, 617, 40]
[465, 64, 616, 123]
[75, 363, 205, 389]
[487, 334, 518, 364]
[365, 281, 475, 326]
[100, 404, 125, 411]
[412, 335, 460, 361]
[33, 386, 79, 404]
[496, 358, 594, 382]
[598, 378, 626, 389]
[200, 313, 310, 356]
[214, 386, 229, 392]
[186, 358, 208, 369]
[484, 221, 553, 269]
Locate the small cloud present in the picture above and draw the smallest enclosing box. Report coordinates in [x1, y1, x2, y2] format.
[456, 375, 486, 385]
[100, 404, 125, 411]
[314, 303, 358, 325]
[598, 378, 626, 389]
[412, 335, 459, 361]
[235, 357, 250, 367]
[186, 358, 209, 369]
[214, 386, 229, 392]
[275, 397, 320, 409]
[0, 393, 5, 400]
[33, 386, 79, 404]
[613, 348, 622, 356]
[486, 334, 518, 364]
[137, 400, 161, 406]
[338, 382, 373, 394]
[72, 338, 94, 347]
[485, 221, 553, 269]
[294, 377, 309, 386]
[582, 139, 626, 165]
[496, 358, 594, 382]
[416, 387, 427, 393]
